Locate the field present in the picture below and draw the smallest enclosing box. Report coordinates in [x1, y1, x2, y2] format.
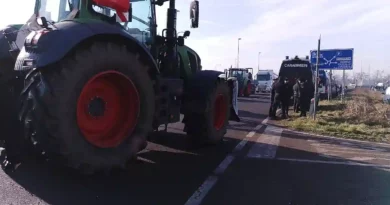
[278, 89, 390, 143]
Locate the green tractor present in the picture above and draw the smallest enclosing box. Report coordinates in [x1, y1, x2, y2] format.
[225, 67, 253, 97]
[0, 0, 56, 142]
[6, 0, 240, 173]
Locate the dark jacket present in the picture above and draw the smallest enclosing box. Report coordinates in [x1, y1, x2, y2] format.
[272, 78, 290, 101]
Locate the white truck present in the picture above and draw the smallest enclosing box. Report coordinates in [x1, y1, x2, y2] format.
[255, 70, 277, 93]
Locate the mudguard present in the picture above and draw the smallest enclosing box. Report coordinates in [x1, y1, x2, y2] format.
[228, 77, 239, 119]
[14, 20, 157, 73]
[183, 70, 240, 122]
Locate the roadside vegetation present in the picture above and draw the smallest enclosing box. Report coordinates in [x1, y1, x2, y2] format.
[278, 89, 390, 143]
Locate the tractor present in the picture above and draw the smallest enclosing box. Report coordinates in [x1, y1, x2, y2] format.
[7, 0, 240, 173]
[225, 67, 253, 97]
[0, 0, 55, 142]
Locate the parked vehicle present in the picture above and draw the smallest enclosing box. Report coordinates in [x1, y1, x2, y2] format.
[255, 69, 277, 93]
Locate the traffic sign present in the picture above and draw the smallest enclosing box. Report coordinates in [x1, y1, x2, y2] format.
[310, 48, 354, 70]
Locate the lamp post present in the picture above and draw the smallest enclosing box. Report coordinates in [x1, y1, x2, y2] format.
[257, 52, 261, 72]
[237, 38, 241, 67]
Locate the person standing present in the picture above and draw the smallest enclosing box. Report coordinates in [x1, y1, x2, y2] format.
[293, 79, 301, 113]
[280, 77, 291, 119]
[269, 77, 284, 119]
[298, 78, 314, 117]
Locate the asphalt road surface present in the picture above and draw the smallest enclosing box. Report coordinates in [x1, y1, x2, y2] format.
[0, 93, 390, 205]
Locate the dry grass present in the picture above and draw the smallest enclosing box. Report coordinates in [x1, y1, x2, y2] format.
[278, 89, 390, 143]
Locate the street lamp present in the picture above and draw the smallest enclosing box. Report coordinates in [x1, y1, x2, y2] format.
[237, 38, 241, 67]
[257, 52, 261, 72]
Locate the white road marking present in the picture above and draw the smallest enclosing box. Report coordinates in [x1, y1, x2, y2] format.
[184, 176, 218, 205]
[213, 155, 235, 175]
[184, 122, 265, 205]
[273, 158, 390, 168]
[246, 125, 283, 159]
[233, 124, 263, 153]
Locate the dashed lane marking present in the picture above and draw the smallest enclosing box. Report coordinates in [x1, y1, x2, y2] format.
[246, 125, 283, 159]
[183, 121, 265, 205]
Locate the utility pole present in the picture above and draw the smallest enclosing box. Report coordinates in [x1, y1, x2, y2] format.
[313, 35, 321, 120]
[368, 64, 371, 86]
[237, 38, 241, 67]
[257, 52, 261, 72]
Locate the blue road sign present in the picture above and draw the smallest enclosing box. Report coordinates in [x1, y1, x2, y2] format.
[310, 48, 354, 70]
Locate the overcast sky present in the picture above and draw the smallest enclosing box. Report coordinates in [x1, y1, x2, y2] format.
[1, 0, 389, 76]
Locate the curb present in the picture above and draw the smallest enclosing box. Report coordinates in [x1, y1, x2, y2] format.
[282, 128, 390, 146]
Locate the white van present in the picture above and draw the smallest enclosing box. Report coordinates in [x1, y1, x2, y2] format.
[256, 70, 277, 93]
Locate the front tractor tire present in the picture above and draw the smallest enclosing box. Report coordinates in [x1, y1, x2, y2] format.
[184, 79, 231, 144]
[19, 42, 155, 173]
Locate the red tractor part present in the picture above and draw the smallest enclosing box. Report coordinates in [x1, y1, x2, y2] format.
[92, 0, 130, 21]
[77, 70, 140, 148]
[213, 94, 228, 130]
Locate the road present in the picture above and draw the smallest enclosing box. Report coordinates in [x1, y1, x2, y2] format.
[0, 93, 390, 205]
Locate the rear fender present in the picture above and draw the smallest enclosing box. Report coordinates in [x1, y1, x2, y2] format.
[227, 77, 240, 122]
[14, 20, 158, 77]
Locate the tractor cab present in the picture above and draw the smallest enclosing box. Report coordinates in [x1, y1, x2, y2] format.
[227, 68, 253, 80]
[225, 68, 253, 97]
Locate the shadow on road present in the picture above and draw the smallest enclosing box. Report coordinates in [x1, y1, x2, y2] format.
[4, 131, 240, 205]
[202, 130, 390, 205]
[3, 126, 390, 205]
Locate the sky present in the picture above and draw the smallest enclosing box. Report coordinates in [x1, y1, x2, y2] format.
[1, 0, 390, 76]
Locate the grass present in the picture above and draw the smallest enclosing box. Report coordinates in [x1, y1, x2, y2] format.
[278, 89, 390, 143]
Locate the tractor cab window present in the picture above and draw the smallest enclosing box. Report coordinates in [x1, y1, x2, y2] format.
[230, 70, 244, 77]
[92, 0, 153, 45]
[37, 0, 74, 22]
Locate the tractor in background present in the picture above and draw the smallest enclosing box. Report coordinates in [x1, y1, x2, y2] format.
[225, 67, 253, 97]
[7, 0, 240, 174]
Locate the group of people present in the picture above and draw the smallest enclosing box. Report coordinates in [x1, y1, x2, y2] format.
[268, 76, 314, 119]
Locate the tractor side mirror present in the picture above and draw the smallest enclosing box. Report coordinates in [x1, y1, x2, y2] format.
[37, 17, 49, 28]
[183, 31, 191, 38]
[190, 0, 199, 28]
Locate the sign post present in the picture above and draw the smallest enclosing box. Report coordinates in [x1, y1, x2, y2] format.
[328, 70, 332, 101]
[313, 36, 321, 120]
[310, 48, 354, 105]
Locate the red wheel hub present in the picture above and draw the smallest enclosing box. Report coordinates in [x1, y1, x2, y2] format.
[247, 83, 252, 93]
[77, 71, 140, 148]
[214, 94, 228, 130]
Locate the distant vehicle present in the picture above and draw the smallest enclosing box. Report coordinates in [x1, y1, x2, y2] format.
[225, 67, 254, 97]
[383, 87, 390, 104]
[348, 83, 357, 89]
[315, 70, 338, 99]
[279, 55, 313, 86]
[255, 69, 277, 93]
[278, 56, 314, 105]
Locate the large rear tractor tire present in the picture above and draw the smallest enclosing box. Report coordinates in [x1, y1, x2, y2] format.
[19, 42, 155, 173]
[184, 79, 231, 144]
